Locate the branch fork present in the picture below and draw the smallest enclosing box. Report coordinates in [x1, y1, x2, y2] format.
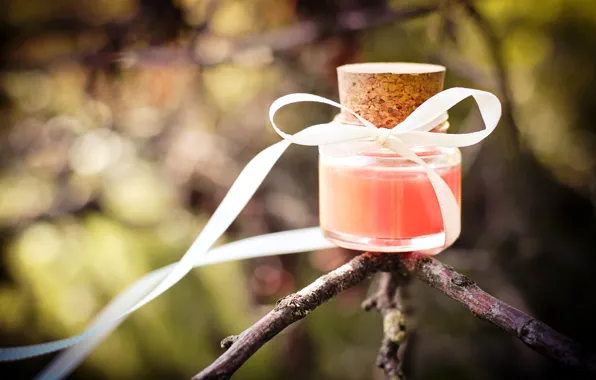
[193, 251, 596, 380]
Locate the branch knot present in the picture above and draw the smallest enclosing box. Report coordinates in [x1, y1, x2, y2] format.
[220, 336, 238, 350]
[275, 295, 311, 317]
[450, 273, 475, 287]
[384, 308, 406, 343]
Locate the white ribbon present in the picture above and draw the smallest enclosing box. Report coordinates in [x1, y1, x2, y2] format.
[0, 87, 501, 380]
[269, 87, 501, 249]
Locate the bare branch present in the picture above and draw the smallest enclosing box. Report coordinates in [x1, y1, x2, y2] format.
[399, 252, 596, 374]
[192, 251, 596, 379]
[363, 272, 407, 380]
[192, 252, 403, 380]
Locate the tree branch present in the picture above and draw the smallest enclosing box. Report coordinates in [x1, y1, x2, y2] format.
[362, 272, 407, 380]
[400, 252, 596, 374]
[192, 252, 596, 379]
[192, 252, 403, 380]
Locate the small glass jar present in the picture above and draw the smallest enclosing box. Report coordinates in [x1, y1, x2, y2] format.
[320, 62, 459, 252]
[319, 139, 461, 252]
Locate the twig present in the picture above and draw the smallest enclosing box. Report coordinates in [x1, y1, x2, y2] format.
[362, 272, 407, 380]
[192, 252, 596, 379]
[192, 252, 403, 380]
[396, 272, 414, 374]
[400, 252, 596, 373]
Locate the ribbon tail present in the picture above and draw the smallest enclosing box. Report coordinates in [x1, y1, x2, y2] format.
[386, 139, 461, 255]
[0, 134, 318, 365]
[35, 228, 334, 380]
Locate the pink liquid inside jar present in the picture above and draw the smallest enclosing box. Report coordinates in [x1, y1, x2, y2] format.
[319, 145, 461, 252]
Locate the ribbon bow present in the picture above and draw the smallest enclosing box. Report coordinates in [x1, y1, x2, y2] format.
[0, 87, 501, 380]
[268, 87, 501, 249]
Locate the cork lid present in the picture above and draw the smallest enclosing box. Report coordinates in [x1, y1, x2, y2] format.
[336, 63, 446, 129]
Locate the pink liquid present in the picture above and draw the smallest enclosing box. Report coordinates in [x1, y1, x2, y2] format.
[319, 160, 461, 241]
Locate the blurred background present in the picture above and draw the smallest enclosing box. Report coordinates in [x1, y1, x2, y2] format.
[1, 0, 596, 379]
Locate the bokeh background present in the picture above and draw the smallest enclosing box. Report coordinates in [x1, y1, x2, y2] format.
[1, 0, 596, 379]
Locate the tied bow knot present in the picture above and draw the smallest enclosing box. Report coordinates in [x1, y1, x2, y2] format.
[375, 127, 394, 148]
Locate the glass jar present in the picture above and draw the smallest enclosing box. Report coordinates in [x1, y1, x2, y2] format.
[319, 140, 461, 252]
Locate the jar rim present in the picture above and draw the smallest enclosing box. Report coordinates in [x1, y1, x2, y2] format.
[319, 145, 461, 170]
[332, 115, 450, 133]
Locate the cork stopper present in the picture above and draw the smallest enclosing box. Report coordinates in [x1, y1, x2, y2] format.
[336, 63, 446, 129]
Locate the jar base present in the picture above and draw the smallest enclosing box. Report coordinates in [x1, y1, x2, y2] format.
[322, 228, 445, 252]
